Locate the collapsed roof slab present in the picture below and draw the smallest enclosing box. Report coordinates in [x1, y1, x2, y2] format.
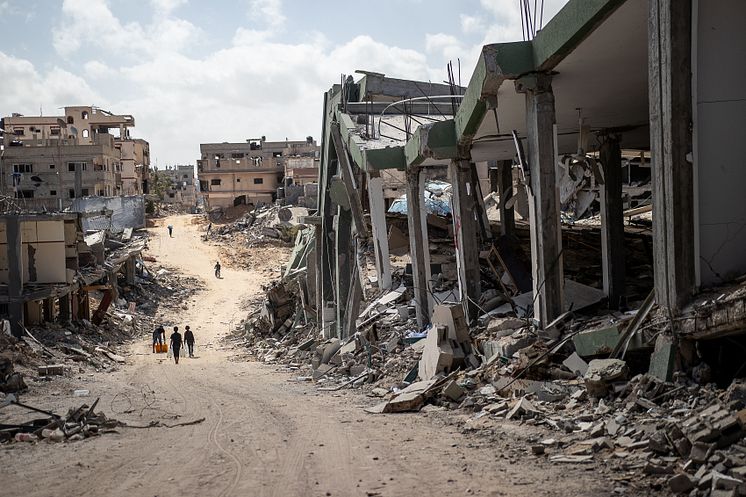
[472, 0, 649, 160]
[404, 0, 649, 166]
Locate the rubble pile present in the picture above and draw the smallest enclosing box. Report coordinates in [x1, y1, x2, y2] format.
[211, 204, 310, 247]
[1, 395, 119, 444]
[231, 250, 746, 495]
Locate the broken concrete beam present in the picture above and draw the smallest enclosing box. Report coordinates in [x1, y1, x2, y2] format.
[648, 334, 676, 382]
[38, 365, 64, 376]
[572, 325, 622, 357]
[312, 364, 335, 380]
[584, 359, 629, 397]
[494, 333, 534, 358]
[485, 317, 525, 337]
[321, 339, 342, 364]
[562, 352, 589, 377]
[385, 379, 438, 413]
[506, 397, 539, 420]
[418, 325, 457, 380]
[431, 304, 470, 344]
[442, 380, 465, 401]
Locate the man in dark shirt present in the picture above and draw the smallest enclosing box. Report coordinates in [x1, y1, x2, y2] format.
[169, 326, 182, 364]
[152, 326, 166, 353]
[184, 325, 195, 358]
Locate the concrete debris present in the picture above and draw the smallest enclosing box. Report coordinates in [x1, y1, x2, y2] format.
[219, 193, 746, 497]
[1, 396, 119, 444]
[584, 359, 629, 397]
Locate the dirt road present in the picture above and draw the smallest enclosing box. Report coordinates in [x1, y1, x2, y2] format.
[0, 215, 611, 497]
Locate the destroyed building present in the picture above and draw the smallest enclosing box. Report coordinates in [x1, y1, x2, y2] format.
[0, 212, 144, 339]
[0, 107, 150, 209]
[197, 136, 319, 210]
[231, 2, 746, 493]
[307, 0, 746, 379]
[159, 165, 197, 210]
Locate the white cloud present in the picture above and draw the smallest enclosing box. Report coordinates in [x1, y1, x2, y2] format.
[460, 14, 486, 35]
[15, 0, 573, 167]
[83, 60, 114, 79]
[248, 0, 285, 29]
[0, 51, 104, 114]
[53, 0, 201, 58]
[150, 0, 187, 15]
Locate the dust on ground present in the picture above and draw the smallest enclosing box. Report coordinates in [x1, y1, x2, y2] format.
[0, 214, 621, 497]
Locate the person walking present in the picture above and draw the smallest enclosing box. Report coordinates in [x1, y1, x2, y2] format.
[169, 326, 182, 364]
[214, 260, 221, 279]
[167, 224, 174, 237]
[184, 325, 195, 358]
[152, 325, 165, 353]
[207, 223, 212, 236]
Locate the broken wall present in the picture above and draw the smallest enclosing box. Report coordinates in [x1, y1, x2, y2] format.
[695, 1, 746, 286]
[0, 220, 68, 284]
[71, 196, 146, 233]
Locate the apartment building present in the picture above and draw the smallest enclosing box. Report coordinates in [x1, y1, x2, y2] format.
[0, 106, 148, 210]
[284, 156, 319, 186]
[115, 138, 151, 195]
[197, 136, 318, 209]
[160, 165, 197, 208]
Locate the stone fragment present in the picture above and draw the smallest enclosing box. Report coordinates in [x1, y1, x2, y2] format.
[668, 473, 695, 494]
[690, 442, 715, 464]
[562, 352, 589, 376]
[442, 380, 465, 402]
[584, 359, 629, 397]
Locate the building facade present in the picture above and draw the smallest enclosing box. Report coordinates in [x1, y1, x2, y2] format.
[197, 137, 318, 209]
[0, 106, 148, 210]
[160, 165, 197, 208]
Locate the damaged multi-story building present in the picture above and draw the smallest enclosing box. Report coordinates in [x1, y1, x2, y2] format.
[0, 106, 150, 209]
[197, 137, 318, 209]
[159, 164, 197, 210]
[0, 211, 145, 339]
[311, 0, 746, 385]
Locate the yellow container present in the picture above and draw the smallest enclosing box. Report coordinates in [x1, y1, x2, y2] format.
[156, 343, 168, 353]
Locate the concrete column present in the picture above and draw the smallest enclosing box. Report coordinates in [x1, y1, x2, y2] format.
[599, 136, 626, 309]
[7, 217, 24, 338]
[649, 0, 695, 311]
[367, 172, 392, 291]
[449, 159, 482, 322]
[59, 293, 70, 322]
[124, 257, 136, 285]
[313, 224, 323, 322]
[43, 298, 54, 322]
[406, 168, 432, 328]
[79, 291, 91, 321]
[498, 159, 516, 236]
[516, 73, 563, 327]
[488, 161, 499, 193]
[334, 207, 353, 338]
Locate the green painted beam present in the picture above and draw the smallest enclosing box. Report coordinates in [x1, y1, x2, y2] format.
[532, 0, 626, 71]
[404, 119, 458, 166]
[454, 42, 534, 148]
[333, 107, 407, 171]
[366, 147, 407, 171]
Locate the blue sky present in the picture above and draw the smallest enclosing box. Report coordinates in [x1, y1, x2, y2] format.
[0, 0, 567, 166]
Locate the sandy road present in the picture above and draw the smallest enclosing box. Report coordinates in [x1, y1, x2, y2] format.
[0, 215, 612, 497]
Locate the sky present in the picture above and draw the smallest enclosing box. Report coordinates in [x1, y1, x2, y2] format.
[0, 0, 568, 167]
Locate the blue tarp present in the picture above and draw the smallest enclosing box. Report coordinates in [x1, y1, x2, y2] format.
[387, 180, 452, 217]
